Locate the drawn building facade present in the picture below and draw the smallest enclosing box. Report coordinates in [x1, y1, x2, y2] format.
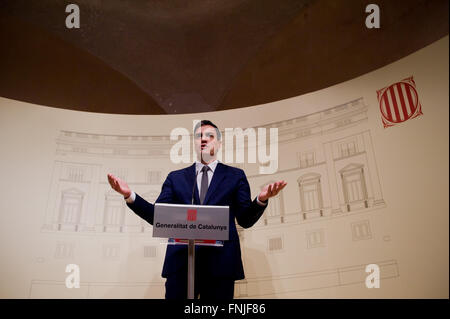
[32, 97, 396, 298]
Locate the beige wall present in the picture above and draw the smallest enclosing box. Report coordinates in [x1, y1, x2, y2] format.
[0, 36, 448, 299]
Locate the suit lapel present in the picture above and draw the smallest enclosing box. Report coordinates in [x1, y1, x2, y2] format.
[203, 162, 226, 205]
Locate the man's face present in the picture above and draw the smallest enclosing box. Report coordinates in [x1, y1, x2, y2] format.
[194, 125, 221, 163]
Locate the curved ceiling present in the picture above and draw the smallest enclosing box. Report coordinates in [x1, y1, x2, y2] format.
[0, 0, 448, 114]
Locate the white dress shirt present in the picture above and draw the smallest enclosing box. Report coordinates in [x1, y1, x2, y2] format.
[195, 159, 219, 195]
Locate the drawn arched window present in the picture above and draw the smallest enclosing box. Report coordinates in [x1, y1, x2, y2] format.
[103, 193, 125, 232]
[262, 180, 284, 225]
[339, 163, 369, 212]
[58, 188, 84, 231]
[297, 173, 324, 219]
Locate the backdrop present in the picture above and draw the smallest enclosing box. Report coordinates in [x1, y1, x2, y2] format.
[0, 36, 448, 298]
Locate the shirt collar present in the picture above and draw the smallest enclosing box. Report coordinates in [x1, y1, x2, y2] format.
[195, 159, 219, 174]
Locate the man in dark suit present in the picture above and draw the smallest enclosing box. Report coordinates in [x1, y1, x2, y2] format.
[107, 120, 287, 299]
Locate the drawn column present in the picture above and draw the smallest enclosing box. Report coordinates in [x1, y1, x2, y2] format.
[362, 131, 385, 207]
[43, 161, 63, 231]
[323, 142, 343, 215]
[83, 164, 101, 232]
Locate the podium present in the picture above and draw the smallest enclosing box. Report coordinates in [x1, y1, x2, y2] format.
[153, 203, 229, 299]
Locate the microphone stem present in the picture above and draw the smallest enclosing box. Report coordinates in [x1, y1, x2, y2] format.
[191, 168, 200, 205]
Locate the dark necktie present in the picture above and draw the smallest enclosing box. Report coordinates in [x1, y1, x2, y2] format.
[199, 165, 210, 204]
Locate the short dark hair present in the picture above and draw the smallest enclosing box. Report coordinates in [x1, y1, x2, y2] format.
[193, 120, 221, 140]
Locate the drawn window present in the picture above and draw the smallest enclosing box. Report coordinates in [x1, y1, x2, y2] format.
[261, 181, 284, 224]
[104, 201, 124, 226]
[345, 172, 365, 202]
[298, 174, 323, 213]
[103, 244, 120, 260]
[302, 182, 320, 211]
[147, 171, 161, 184]
[144, 246, 157, 258]
[352, 220, 372, 241]
[55, 242, 74, 259]
[267, 196, 281, 217]
[59, 189, 83, 225]
[306, 230, 325, 248]
[268, 237, 283, 251]
[66, 166, 84, 182]
[339, 141, 357, 157]
[340, 164, 369, 211]
[299, 151, 315, 168]
[113, 149, 128, 156]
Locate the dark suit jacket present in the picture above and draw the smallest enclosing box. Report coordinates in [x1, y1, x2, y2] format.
[126, 162, 267, 280]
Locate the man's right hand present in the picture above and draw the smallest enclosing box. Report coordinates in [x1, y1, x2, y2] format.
[107, 173, 132, 199]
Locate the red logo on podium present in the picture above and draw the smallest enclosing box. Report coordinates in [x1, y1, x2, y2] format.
[377, 76, 423, 128]
[187, 209, 197, 221]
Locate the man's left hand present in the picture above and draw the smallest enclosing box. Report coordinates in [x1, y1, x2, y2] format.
[258, 181, 287, 202]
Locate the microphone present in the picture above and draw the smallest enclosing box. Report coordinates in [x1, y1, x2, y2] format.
[191, 167, 200, 205]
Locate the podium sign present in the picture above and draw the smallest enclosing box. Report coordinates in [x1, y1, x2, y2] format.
[153, 203, 229, 240]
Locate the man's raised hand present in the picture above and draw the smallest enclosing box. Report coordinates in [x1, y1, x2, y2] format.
[107, 173, 132, 199]
[258, 180, 287, 202]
